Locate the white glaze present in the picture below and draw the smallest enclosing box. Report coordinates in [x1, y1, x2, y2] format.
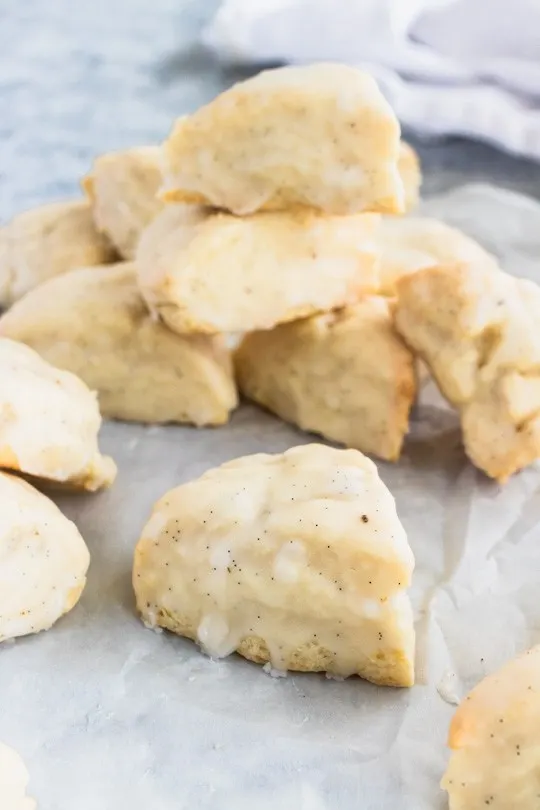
[134, 444, 415, 685]
[0, 473, 90, 643]
[273, 540, 307, 584]
[437, 671, 461, 706]
[197, 614, 237, 659]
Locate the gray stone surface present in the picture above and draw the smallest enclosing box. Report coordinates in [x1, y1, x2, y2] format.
[1, 0, 540, 222]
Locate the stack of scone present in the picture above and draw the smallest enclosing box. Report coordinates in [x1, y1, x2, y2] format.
[0, 61, 539, 482]
[0, 63, 410, 457]
[137, 64, 423, 463]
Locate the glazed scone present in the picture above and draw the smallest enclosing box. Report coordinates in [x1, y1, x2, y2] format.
[398, 142, 421, 212]
[133, 444, 415, 686]
[0, 263, 237, 425]
[136, 205, 380, 334]
[0, 472, 89, 643]
[0, 743, 36, 809]
[83, 146, 163, 259]
[441, 645, 540, 810]
[0, 338, 115, 490]
[161, 63, 404, 215]
[235, 298, 416, 461]
[0, 199, 115, 307]
[395, 263, 540, 482]
[378, 216, 497, 297]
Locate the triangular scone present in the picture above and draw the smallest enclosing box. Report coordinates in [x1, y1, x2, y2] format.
[0, 472, 89, 643]
[235, 298, 416, 461]
[161, 63, 404, 215]
[395, 263, 540, 482]
[442, 645, 540, 810]
[378, 216, 497, 297]
[398, 142, 422, 212]
[0, 339, 115, 490]
[0, 264, 237, 425]
[83, 146, 163, 259]
[136, 205, 380, 334]
[133, 444, 415, 686]
[0, 742, 36, 810]
[0, 200, 116, 307]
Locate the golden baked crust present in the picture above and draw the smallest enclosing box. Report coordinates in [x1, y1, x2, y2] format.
[0, 199, 115, 307]
[235, 297, 416, 461]
[0, 263, 237, 425]
[136, 204, 380, 334]
[442, 645, 540, 810]
[161, 63, 404, 215]
[133, 444, 415, 687]
[83, 146, 163, 259]
[395, 263, 540, 482]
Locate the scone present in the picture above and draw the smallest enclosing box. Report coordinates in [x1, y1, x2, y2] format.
[0, 743, 36, 810]
[0, 263, 238, 425]
[136, 204, 380, 334]
[83, 146, 163, 259]
[133, 444, 415, 687]
[395, 263, 540, 482]
[398, 142, 422, 212]
[0, 338, 115, 490]
[0, 199, 115, 307]
[235, 297, 416, 461]
[0, 472, 89, 643]
[378, 217, 497, 297]
[161, 63, 404, 215]
[441, 645, 540, 810]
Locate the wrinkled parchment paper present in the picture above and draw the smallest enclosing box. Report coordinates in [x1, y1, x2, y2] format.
[1, 184, 540, 810]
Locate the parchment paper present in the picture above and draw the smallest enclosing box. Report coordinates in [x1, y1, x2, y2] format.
[1, 183, 540, 810]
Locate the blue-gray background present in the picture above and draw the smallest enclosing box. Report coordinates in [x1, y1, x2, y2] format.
[2, 0, 540, 222]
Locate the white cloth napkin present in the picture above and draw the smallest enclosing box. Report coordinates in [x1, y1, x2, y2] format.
[203, 0, 540, 162]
